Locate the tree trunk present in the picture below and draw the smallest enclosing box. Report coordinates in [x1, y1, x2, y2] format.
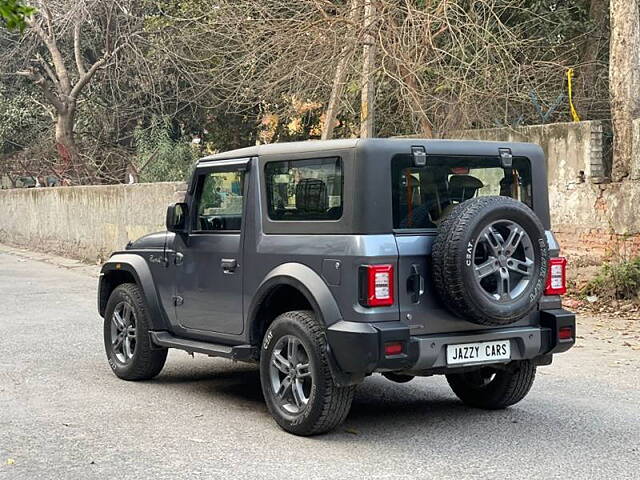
[576, 0, 609, 118]
[609, 0, 640, 181]
[321, 0, 360, 140]
[54, 106, 81, 181]
[360, 0, 376, 139]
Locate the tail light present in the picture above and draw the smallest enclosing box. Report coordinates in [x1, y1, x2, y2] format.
[545, 257, 567, 295]
[558, 326, 573, 340]
[360, 264, 394, 307]
[384, 341, 404, 356]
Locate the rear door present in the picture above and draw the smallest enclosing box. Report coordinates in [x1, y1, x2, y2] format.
[391, 153, 534, 335]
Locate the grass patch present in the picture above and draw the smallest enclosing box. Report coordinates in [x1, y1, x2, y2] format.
[582, 257, 640, 301]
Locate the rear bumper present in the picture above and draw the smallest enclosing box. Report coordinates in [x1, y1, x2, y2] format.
[326, 308, 575, 375]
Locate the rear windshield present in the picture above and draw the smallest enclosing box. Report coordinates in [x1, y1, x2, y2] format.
[391, 154, 532, 230]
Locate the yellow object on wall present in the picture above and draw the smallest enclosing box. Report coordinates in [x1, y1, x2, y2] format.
[567, 68, 581, 122]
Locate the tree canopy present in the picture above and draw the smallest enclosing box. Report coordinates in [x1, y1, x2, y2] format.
[0, 1, 622, 185]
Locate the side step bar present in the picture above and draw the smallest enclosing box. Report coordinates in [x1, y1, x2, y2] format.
[149, 331, 257, 362]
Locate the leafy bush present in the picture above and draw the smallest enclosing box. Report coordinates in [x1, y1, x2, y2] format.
[582, 257, 640, 301]
[133, 116, 198, 183]
[0, 85, 51, 155]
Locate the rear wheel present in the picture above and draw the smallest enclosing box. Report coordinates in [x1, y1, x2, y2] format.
[103, 283, 167, 381]
[260, 310, 355, 436]
[446, 360, 536, 409]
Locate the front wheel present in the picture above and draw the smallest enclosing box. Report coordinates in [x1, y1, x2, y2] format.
[446, 360, 536, 409]
[259, 310, 355, 436]
[103, 283, 167, 381]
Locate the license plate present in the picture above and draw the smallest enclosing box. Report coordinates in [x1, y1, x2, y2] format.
[446, 340, 511, 365]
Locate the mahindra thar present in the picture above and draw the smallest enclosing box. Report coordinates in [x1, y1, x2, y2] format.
[98, 139, 575, 435]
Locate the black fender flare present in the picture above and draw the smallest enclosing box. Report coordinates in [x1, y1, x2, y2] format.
[98, 253, 170, 330]
[247, 262, 342, 344]
[248, 263, 362, 386]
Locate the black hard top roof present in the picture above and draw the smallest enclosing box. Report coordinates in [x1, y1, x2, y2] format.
[198, 138, 543, 163]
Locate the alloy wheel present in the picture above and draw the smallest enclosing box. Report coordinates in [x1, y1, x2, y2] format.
[110, 301, 137, 363]
[472, 219, 535, 302]
[269, 335, 313, 414]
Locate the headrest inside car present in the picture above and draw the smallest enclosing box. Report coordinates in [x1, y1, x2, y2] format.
[448, 175, 484, 201]
[296, 178, 328, 213]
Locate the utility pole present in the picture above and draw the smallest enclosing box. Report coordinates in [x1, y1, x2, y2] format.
[360, 0, 375, 138]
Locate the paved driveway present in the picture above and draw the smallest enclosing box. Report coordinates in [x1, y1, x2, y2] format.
[1, 247, 638, 479]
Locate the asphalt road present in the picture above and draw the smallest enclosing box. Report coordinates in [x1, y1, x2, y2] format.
[1, 246, 639, 480]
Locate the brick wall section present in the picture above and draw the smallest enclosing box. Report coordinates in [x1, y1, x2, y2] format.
[555, 230, 640, 264]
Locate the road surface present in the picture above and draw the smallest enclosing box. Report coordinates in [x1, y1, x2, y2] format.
[1, 246, 638, 479]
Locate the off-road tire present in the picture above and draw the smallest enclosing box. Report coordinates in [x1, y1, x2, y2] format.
[260, 310, 355, 436]
[432, 196, 549, 326]
[103, 283, 167, 381]
[446, 360, 536, 409]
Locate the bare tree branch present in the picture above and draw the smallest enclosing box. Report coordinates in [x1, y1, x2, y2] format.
[26, 17, 71, 95]
[74, 23, 87, 76]
[16, 68, 65, 112]
[70, 42, 127, 100]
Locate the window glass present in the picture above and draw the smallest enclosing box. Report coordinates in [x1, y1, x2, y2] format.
[391, 155, 532, 230]
[194, 170, 244, 231]
[265, 157, 343, 221]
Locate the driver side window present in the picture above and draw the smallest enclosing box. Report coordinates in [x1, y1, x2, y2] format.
[193, 170, 244, 232]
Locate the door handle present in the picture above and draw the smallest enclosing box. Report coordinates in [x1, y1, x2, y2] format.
[221, 258, 238, 273]
[407, 264, 424, 303]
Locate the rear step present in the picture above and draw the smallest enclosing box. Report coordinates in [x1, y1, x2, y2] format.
[150, 331, 257, 362]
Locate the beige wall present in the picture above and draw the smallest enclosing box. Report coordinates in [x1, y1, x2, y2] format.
[446, 121, 640, 262]
[2, 120, 640, 263]
[446, 120, 607, 184]
[0, 182, 186, 262]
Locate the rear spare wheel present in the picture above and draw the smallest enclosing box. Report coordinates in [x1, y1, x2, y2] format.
[432, 196, 548, 326]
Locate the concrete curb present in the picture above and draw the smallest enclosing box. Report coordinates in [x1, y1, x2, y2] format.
[0, 243, 100, 278]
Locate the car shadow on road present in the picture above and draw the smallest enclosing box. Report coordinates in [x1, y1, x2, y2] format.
[148, 360, 541, 439]
[153, 361, 266, 406]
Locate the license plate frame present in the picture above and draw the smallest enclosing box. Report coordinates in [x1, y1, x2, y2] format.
[446, 339, 511, 366]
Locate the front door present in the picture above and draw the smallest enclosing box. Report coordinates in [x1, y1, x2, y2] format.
[174, 166, 246, 335]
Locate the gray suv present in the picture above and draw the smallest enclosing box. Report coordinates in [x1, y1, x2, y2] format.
[98, 138, 575, 435]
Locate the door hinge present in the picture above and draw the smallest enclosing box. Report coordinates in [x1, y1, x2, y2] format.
[499, 148, 513, 168]
[173, 295, 184, 306]
[411, 145, 427, 167]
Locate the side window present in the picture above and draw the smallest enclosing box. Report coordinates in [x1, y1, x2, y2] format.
[265, 157, 343, 221]
[193, 170, 244, 232]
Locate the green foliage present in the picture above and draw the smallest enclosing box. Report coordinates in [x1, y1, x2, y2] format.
[582, 257, 640, 301]
[133, 116, 198, 183]
[0, 84, 50, 154]
[0, 0, 35, 31]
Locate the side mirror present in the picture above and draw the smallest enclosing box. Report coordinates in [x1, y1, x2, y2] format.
[166, 202, 188, 233]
